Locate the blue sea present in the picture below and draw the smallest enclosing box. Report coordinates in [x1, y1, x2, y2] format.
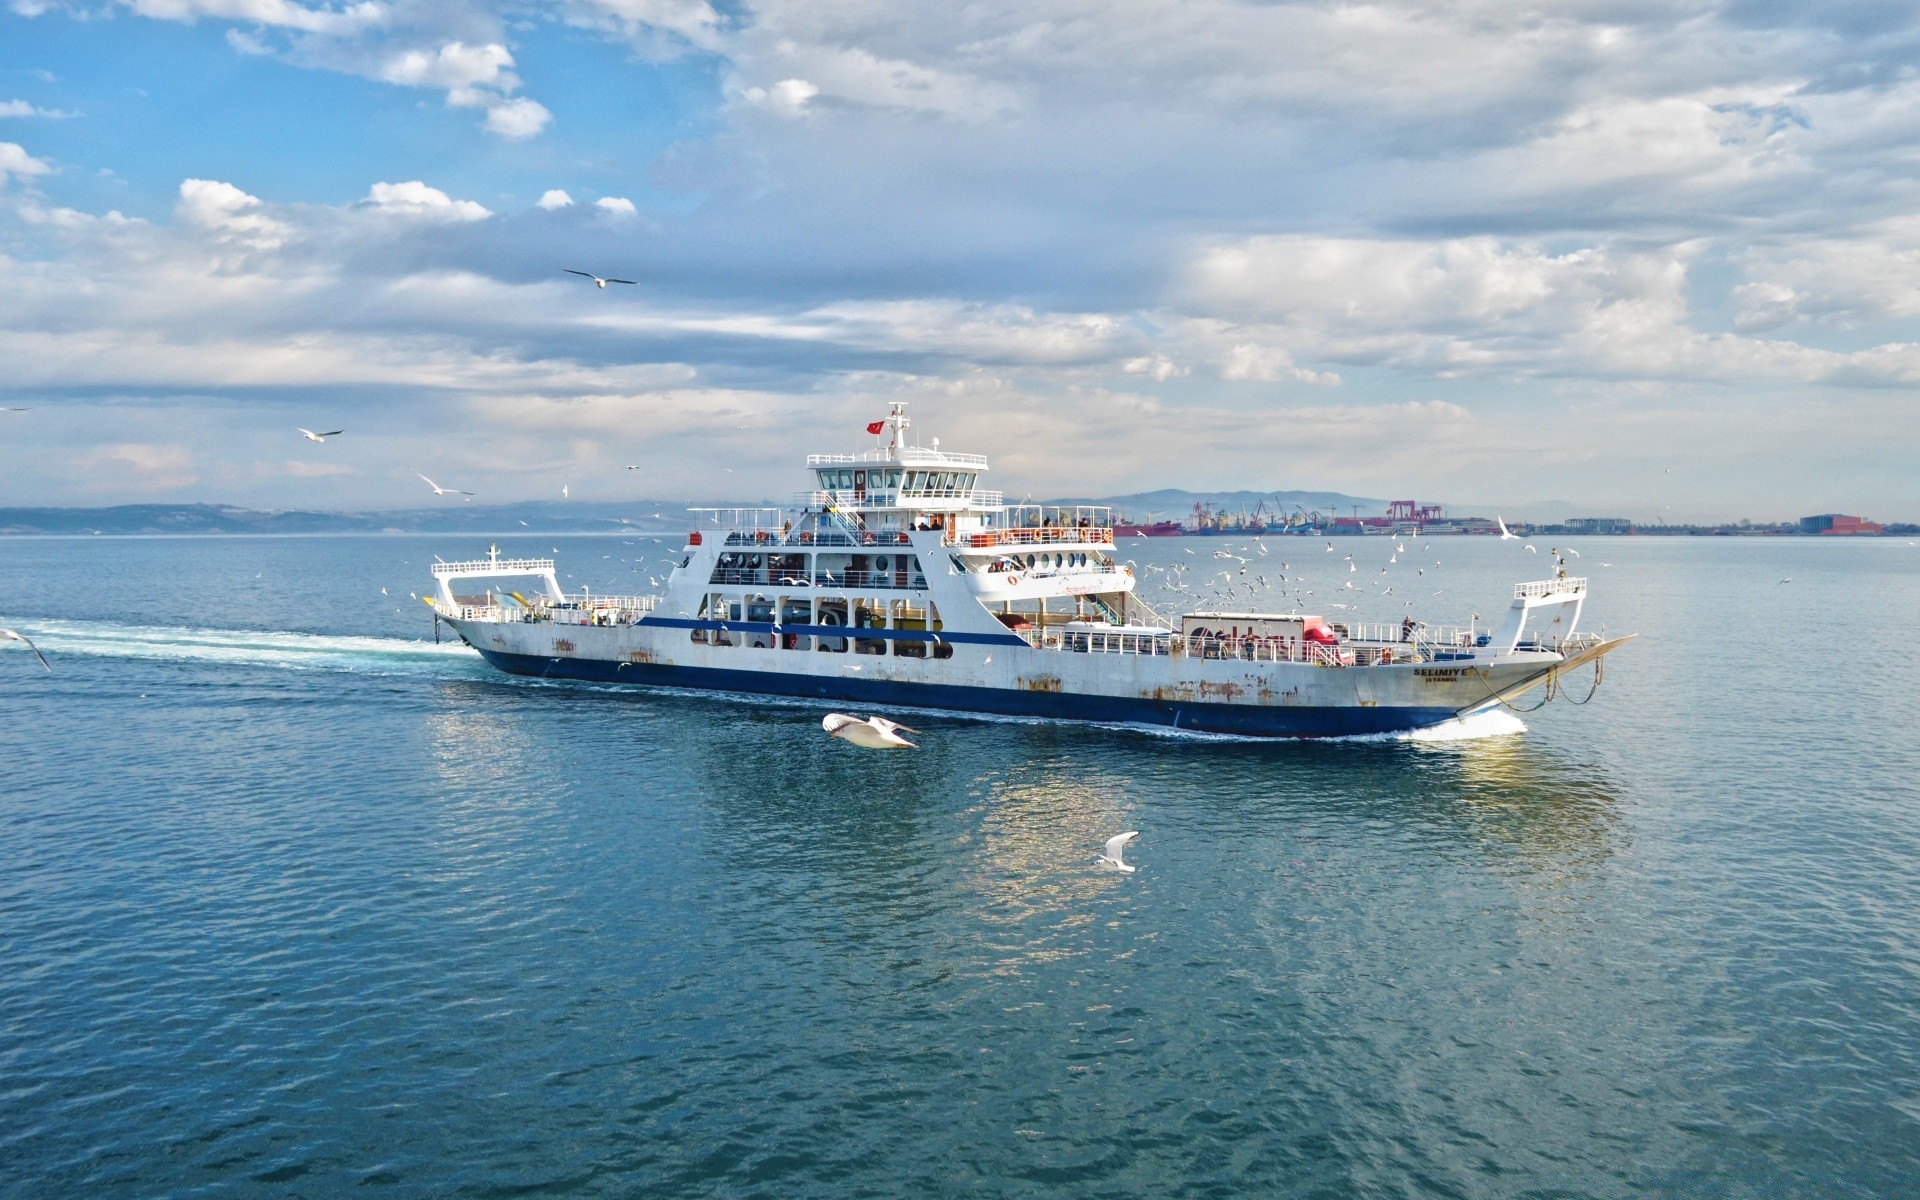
[3, 533, 1918, 1197]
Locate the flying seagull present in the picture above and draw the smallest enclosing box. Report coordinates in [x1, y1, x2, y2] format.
[822, 712, 918, 748]
[1497, 517, 1520, 541]
[298, 428, 344, 443]
[0, 628, 51, 672]
[563, 269, 637, 289]
[1096, 831, 1139, 873]
[417, 473, 474, 497]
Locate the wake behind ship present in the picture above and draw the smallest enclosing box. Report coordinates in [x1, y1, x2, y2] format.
[429, 405, 1630, 737]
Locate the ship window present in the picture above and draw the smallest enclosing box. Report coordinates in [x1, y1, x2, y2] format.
[885, 470, 901, 488]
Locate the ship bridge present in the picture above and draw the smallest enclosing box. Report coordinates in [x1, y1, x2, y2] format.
[791, 402, 1113, 554]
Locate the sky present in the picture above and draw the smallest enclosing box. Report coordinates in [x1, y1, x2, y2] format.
[2, 0, 1918, 522]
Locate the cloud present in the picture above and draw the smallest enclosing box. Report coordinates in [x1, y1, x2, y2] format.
[740, 46, 1017, 121]
[738, 78, 818, 117]
[0, 99, 76, 118]
[374, 41, 558, 140]
[483, 96, 552, 139]
[77, 442, 198, 488]
[536, 189, 574, 210]
[359, 180, 490, 221]
[594, 196, 637, 216]
[176, 178, 291, 250]
[564, 0, 722, 54]
[1735, 214, 1920, 330]
[125, 0, 386, 36]
[378, 41, 515, 106]
[1122, 354, 1186, 382]
[0, 141, 51, 185]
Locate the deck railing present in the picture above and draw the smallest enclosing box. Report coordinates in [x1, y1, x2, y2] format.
[1515, 577, 1585, 599]
[808, 450, 990, 468]
[433, 594, 658, 626]
[951, 526, 1115, 548]
[708, 567, 927, 591]
[723, 529, 918, 548]
[797, 488, 1005, 508]
[431, 555, 557, 578]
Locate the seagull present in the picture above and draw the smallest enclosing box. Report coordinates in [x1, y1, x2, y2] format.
[1566, 547, 1581, 558]
[1525, 544, 1537, 553]
[1096, 831, 1139, 873]
[298, 428, 343, 443]
[417, 474, 474, 497]
[562, 485, 569, 499]
[0, 628, 51, 671]
[626, 465, 642, 471]
[1779, 578, 1791, 584]
[563, 269, 637, 289]
[823, 712, 918, 748]
[1497, 517, 1520, 541]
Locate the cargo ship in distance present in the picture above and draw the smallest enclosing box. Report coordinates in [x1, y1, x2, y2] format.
[429, 404, 1633, 738]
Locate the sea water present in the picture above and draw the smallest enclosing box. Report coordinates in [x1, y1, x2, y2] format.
[2, 533, 1917, 1197]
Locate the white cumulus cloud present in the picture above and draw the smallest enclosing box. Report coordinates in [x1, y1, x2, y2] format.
[537, 189, 575, 210]
[379, 41, 516, 107]
[176, 178, 291, 249]
[0, 141, 51, 185]
[359, 180, 490, 221]
[595, 196, 638, 216]
[483, 96, 552, 139]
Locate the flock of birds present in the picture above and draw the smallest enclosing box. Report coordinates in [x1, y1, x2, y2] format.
[1122, 513, 1608, 622]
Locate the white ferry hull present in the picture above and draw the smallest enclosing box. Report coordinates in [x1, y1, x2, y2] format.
[447, 614, 1555, 738]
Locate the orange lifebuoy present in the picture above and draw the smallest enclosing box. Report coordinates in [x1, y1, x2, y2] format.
[755, 531, 768, 544]
[799, 532, 813, 544]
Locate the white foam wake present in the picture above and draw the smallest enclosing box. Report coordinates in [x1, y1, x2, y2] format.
[1363, 709, 1528, 744]
[10, 618, 482, 679]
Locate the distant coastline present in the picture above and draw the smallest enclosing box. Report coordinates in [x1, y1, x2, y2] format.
[0, 498, 1910, 537]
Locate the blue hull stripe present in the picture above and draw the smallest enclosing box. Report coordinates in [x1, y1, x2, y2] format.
[473, 648, 1456, 739]
[639, 616, 1027, 647]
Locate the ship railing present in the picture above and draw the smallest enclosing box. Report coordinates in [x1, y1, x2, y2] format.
[548, 594, 659, 626]
[797, 488, 1005, 508]
[1515, 577, 1586, 599]
[1120, 594, 1175, 631]
[1184, 634, 1359, 666]
[431, 555, 557, 577]
[949, 526, 1115, 548]
[1059, 630, 1176, 656]
[809, 450, 990, 468]
[722, 526, 921, 547]
[690, 506, 786, 532]
[708, 567, 927, 590]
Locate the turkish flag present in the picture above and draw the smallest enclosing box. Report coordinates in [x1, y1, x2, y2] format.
[866, 420, 887, 434]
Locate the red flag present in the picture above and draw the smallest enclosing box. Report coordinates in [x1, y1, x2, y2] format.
[866, 420, 886, 435]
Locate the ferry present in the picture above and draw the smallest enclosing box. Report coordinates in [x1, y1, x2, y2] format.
[428, 405, 1631, 737]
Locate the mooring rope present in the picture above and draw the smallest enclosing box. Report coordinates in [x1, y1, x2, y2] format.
[1470, 664, 1556, 713]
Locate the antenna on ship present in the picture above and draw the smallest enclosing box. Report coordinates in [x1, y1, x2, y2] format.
[888, 400, 909, 451]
